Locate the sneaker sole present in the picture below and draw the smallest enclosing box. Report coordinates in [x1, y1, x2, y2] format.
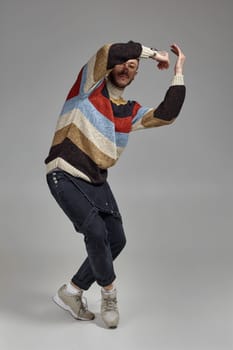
[103, 321, 118, 329]
[109, 325, 118, 329]
[53, 293, 93, 321]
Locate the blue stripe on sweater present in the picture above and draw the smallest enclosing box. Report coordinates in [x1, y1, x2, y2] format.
[59, 90, 131, 147]
[79, 64, 88, 93]
[132, 106, 151, 124]
[60, 96, 77, 115]
[60, 99, 115, 143]
[115, 132, 129, 148]
[78, 99, 115, 142]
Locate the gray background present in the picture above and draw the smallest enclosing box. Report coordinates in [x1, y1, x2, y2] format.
[1, 0, 232, 349]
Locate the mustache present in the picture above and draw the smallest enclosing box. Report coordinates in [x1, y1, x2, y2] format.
[118, 70, 129, 77]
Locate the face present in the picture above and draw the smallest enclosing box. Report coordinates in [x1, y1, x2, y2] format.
[108, 59, 139, 88]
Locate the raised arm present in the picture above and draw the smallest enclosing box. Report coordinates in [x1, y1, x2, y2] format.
[66, 41, 167, 99]
[132, 43, 186, 131]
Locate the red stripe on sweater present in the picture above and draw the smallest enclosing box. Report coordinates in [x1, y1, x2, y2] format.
[88, 82, 114, 122]
[66, 67, 84, 100]
[114, 116, 132, 133]
[132, 101, 142, 119]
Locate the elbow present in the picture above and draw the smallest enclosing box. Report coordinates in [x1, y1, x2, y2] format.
[153, 110, 181, 122]
[154, 85, 186, 121]
[154, 94, 186, 121]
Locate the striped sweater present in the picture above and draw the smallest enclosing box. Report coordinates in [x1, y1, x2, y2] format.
[45, 41, 186, 184]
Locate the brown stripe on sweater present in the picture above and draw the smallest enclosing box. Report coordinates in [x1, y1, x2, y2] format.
[52, 123, 116, 169]
[45, 138, 108, 183]
[141, 110, 175, 128]
[94, 44, 111, 82]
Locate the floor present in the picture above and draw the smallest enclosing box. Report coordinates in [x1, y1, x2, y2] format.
[1, 185, 233, 350]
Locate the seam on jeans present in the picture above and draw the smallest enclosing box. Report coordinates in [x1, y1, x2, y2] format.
[65, 173, 121, 217]
[56, 171, 122, 218]
[47, 172, 95, 232]
[63, 172, 96, 206]
[78, 207, 98, 232]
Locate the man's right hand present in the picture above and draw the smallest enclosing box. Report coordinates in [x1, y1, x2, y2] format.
[152, 51, 170, 70]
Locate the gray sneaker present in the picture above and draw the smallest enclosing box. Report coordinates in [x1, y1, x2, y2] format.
[101, 289, 119, 328]
[53, 284, 95, 321]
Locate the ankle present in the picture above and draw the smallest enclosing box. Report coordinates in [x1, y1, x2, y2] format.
[65, 281, 82, 295]
[102, 284, 116, 294]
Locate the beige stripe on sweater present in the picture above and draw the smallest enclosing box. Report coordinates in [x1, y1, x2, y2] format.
[52, 123, 116, 169]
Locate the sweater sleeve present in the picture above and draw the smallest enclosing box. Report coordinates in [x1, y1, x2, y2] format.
[78, 41, 142, 94]
[131, 76, 186, 131]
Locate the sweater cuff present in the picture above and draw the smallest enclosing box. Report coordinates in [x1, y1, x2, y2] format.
[171, 74, 184, 86]
[140, 45, 158, 59]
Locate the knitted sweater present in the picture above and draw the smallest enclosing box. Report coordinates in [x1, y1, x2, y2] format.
[45, 41, 186, 184]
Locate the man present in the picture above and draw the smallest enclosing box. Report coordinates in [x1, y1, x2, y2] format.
[45, 41, 186, 328]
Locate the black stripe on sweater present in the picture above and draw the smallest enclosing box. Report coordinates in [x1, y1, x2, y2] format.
[107, 41, 142, 69]
[154, 85, 186, 121]
[45, 138, 107, 184]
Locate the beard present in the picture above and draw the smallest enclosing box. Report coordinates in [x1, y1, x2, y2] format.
[108, 70, 133, 89]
